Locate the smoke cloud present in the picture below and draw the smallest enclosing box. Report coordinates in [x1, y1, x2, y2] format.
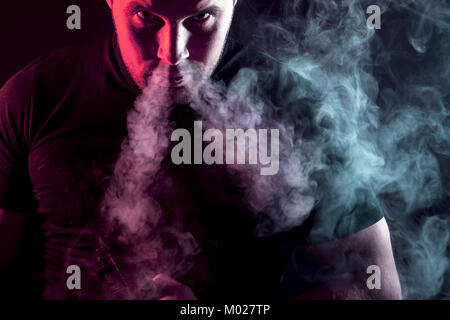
[99, 0, 450, 299]
[231, 0, 450, 299]
[98, 83, 201, 299]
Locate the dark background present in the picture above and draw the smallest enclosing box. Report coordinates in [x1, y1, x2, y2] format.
[0, 0, 291, 87]
[1, 0, 449, 300]
[0, 0, 277, 87]
[0, 0, 113, 86]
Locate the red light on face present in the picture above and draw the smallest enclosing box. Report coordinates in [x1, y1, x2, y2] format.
[111, 0, 237, 90]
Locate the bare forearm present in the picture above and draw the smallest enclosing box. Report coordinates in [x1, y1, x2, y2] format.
[287, 218, 402, 300]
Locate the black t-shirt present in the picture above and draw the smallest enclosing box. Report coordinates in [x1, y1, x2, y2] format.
[0, 33, 383, 299]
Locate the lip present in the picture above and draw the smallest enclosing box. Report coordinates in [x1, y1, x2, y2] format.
[167, 75, 184, 83]
[167, 72, 184, 77]
[151, 72, 186, 87]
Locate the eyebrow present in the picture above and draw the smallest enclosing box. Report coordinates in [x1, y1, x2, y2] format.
[125, 1, 222, 17]
[125, 1, 150, 11]
[196, 5, 222, 15]
[196, 0, 221, 12]
[123, 1, 148, 16]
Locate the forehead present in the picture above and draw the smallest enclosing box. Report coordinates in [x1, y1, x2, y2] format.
[122, 0, 226, 18]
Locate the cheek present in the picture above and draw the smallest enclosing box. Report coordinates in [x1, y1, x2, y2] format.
[114, 14, 158, 61]
[118, 26, 158, 62]
[188, 13, 234, 66]
[128, 30, 159, 60]
[188, 30, 227, 65]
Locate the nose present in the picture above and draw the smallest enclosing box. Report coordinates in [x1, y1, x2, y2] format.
[157, 22, 190, 66]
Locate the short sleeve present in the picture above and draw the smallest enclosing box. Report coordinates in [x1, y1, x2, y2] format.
[305, 188, 384, 245]
[0, 69, 36, 213]
[263, 59, 385, 245]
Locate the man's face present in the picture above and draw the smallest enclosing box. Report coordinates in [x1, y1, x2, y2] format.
[107, 0, 237, 94]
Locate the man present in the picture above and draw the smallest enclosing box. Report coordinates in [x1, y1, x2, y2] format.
[0, 0, 401, 299]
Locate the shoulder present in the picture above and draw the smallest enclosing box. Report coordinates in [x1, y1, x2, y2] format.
[215, 39, 323, 103]
[0, 35, 112, 146]
[0, 57, 40, 139]
[33, 35, 111, 93]
[213, 39, 324, 141]
[1, 34, 111, 101]
[0, 56, 40, 103]
[305, 187, 385, 245]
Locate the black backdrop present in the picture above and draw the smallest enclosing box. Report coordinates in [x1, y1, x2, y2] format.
[0, 0, 279, 86]
[1, 0, 449, 300]
[0, 0, 113, 86]
[0, 0, 295, 87]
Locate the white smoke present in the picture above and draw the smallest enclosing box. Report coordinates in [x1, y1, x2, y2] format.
[99, 80, 201, 299]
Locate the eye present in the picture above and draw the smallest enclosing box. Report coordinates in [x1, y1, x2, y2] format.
[193, 12, 211, 22]
[137, 10, 152, 20]
[134, 10, 163, 28]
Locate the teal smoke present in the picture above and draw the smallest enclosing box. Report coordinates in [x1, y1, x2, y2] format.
[232, 0, 450, 299]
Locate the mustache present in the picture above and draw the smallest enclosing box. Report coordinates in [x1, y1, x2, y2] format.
[145, 61, 202, 77]
[144, 63, 205, 89]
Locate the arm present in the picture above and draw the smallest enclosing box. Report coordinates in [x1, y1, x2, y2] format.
[288, 218, 402, 300]
[0, 66, 39, 298]
[0, 209, 33, 299]
[0, 209, 30, 270]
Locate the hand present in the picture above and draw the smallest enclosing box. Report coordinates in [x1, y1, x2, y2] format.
[152, 273, 198, 300]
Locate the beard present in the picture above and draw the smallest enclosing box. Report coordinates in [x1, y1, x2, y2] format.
[156, 85, 192, 107]
[143, 62, 210, 107]
[120, 43, 229, 108]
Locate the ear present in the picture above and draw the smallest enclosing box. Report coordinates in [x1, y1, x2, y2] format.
[106, 0, 113, 9]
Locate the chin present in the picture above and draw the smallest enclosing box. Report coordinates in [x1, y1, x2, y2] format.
[167, 86, 192, 106]
[143, 82, 191, 106]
